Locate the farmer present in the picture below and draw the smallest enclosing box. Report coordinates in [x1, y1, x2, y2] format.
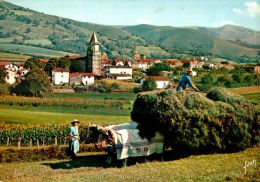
[65, 119, 80, 159]
[176, 68, 200, 92]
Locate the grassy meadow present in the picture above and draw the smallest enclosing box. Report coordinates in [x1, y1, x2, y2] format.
[0, 147, 259, 182]
[0, 93, 135, 125]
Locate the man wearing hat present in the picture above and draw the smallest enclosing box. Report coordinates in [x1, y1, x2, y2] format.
[65, 119, 80, 159]
[176, 68, 200, 92]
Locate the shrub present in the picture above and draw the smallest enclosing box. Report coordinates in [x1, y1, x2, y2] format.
[131, 88, 259, 153]
[0, 83, 9, 95]
[142, 78, 157, 91]
[201, 74, 213, 84]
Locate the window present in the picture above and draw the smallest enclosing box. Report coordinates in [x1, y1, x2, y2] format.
[61, 75, 63, 78]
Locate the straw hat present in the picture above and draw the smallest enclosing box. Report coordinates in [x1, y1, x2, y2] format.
[186, 68, 193, 73]
[71, 119, 80, 124]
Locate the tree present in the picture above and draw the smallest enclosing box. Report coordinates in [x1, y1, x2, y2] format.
[201, 74, 213, 84]
[146, 63, 172, 76]
[24, 58, 45, 70]
[44, 58, 58, 76]
[217, 76, 228, 83]
[232, 74, 242, 83]
[0, 66, 7, 83]
[57, 57, 70, 70]
[25, 27, 31, 33]
[33, 19, 39, 26]
[142, 78, 157, 91]
[12, 68, 50, 97]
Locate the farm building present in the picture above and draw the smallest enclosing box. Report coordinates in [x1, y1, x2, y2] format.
[140, 76, 170, 89]
[0, 62, 28, 84]
[105, 65, 132, 80]
[52, 67, 69, 85]
[166, 60, 184, 68]
[70, 72, 95, 85]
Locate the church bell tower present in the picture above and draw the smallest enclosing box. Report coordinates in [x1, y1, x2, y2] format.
[86, 32, 101, 76]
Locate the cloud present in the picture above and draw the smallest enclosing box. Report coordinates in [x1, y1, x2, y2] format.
[214, 20, 236, 27]
[154, 7, 164, 13]
[136, 18, 152, 24]
[233, 1, 260, 17]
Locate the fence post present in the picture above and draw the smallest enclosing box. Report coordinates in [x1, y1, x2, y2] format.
[54, 137, 57, 146]
[7, 137, 9, 147]
[18, 137, 21, 149]
[64, 137, 66, 145]
[37, 139, 39, 149]
[29, 139, 32, 147]
[42, 138, 45, 147]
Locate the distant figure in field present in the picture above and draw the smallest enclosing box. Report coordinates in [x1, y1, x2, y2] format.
[176, 69, 200, 92]
[65, 119, 80, 159]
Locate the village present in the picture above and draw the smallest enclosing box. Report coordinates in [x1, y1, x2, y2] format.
[1, 32, 260, 92]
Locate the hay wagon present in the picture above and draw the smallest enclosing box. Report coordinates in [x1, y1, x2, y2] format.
[98, 122, 164, 167]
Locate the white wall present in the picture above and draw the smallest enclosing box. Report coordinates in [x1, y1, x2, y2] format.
[155, 80, 169, 89]
[82, 76, 95, 85]
[52, 71, 69, 85]
[5, 70, 17, 84]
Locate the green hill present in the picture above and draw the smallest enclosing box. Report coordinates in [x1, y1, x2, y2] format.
[0, 1, 259, 63]
[123, 24, 259, 63]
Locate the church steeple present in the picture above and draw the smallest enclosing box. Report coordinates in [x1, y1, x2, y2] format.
[89, 32, 100, 45]
[86, 32, 101, 76]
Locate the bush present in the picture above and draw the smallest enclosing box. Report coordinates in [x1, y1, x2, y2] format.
[201, 74, 213, 84]
[131, 88, 259, 153]
[133, 86, 142, 93]
[142, 78, 157, 91]
[0, 83, 9, 95]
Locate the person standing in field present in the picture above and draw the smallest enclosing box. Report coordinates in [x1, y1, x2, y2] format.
[65, 119, 80, 159]
[176, 68, 200, 92]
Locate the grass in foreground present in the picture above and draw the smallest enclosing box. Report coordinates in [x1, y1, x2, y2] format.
[0, 147, 259, 182]
[0, 106, 130, 125]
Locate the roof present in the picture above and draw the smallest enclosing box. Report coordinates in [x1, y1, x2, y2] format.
[106, 65, 131, 69]
[67, 55, 87, 60]
[110, 74, 132, 77]
[89, 32, 100, 45]
[144, 76, 170, 81]
[52, 67, 69, 72]
[140, 59, 161, 63]
[70, 72, 96, 78]
[0, 62, 11, 66]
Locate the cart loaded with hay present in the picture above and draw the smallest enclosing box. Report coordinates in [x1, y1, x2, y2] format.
[96, 88, 259, 167]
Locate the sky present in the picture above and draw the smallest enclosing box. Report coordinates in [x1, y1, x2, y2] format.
[5, 0, 260, 30]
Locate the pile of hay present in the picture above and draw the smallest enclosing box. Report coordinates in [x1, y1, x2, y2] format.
[131, 88, 259, 152]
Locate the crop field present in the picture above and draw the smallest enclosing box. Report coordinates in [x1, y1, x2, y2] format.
[24, 39, 53, 46]
[0, 43, 77, 58]
[0, 147, 259, 181]
[0, 52, 30, 62]
[0, 93, 135, 125]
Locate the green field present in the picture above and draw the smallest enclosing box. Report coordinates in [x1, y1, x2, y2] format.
[0, 93, 136, 125]
[0, 147, 259, 181]
[242, 93, 260, 103]
[0, 43, 77, 58]
[45, 92, 136, 100]
[0, 106, 130, 125]
[0, 51, 31, 62]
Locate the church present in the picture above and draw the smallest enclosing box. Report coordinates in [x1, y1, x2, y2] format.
[68, 32, 102, 76]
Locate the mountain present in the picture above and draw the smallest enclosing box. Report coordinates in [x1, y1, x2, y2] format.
[0, 1, 259, 63]
[123, 24, 259, 63]
[194, 25, 260, 47]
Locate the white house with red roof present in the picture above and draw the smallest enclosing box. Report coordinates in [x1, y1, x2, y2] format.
[104, 65, 132, 80]
[70, 72, 95, 85]
[52, 67, 69, 85]
[140, 76, 170, 89]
